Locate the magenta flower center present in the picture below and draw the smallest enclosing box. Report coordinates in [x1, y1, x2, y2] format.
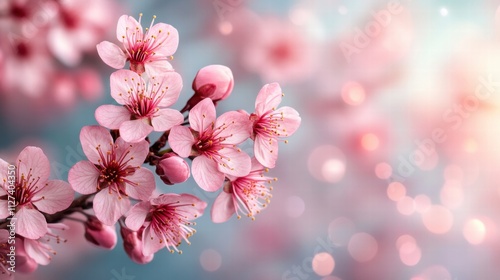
[95, 144, 137, 191]
[251, 111, 287, 139]
[123, 77, 168, 120]
[13, 167, 43, 207]
[229, 174, 272, 219]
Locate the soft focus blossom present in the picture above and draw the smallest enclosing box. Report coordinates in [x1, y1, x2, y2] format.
[96, 14, 179, 76]
[95, 69, 183, 143]
[0, 147, 74, 239]
[211, 158, 274, 223]
[125, 193, 207, 255]
[155, 153, 190, 185]
[247, 83, 301, 168]
[169, 98, 252, 191]
[68, 126, 155, 225]
[120, 225, 154, 264]
[182, 65, 234, 112]
[84, 216, 117, 249]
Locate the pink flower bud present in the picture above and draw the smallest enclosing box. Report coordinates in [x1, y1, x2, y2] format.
[84, 216, 117, 250]
[17, 238, 38, 274]
[182, 65, 234, 112]
[156, 153, 190, 185]
[120, 226, 154, 264]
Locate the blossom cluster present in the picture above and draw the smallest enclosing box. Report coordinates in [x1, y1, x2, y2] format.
[0, 13, 300, 278]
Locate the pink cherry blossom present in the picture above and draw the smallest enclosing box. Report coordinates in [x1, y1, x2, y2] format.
[96, 14, 179, 76]
[95, 69, 183, 143]
[169, 98, 252, 191]
[211, 158, 274, 223]
[125, 193, 206, 255]
[84, 216, 117, 249]
[0, 147, 74, 239]
[120, 225, 154, 264]
[248, 83, 301, 168]
[68, 126, 155, 225]
[155, 153, 190, 185]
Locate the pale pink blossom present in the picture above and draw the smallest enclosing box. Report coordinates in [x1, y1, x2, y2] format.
[95, 69, 183, 143]
[0, 147, 74, 239]
[125, 193, 206, 255]
[155, 153, 190, 185]
[120, 225, 154, 264]
[247, 83, 301, 168]
[84, 216, 117, 249]
[68, 126, 155, 225]
[169, 98, 252, 191]
[211, 158, 273, 223]
[96, 14, 178, 76]
[182, 65, 234, 112]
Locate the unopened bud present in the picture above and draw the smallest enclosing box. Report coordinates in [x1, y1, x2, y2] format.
[84, 216, 117, 250]
[156, 153, 190, 185]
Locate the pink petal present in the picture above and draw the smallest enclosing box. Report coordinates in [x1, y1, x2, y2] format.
[114, 138, 150, 167]
[93, 189, 131, 226]
[17, 146, 50, 186]
[110, 69, 143, 105]
[96, 41, 126, 69]
[211, 191, 235, 223]
[151, 109, 183, 131]
[255, 83, 283, 114]
[125, 201, 151, 231]
[148, 23, 179, 56]
[116, 15, 130, 41]
[80, 126, 114, 165]
[23, 239, 51, 265]
[275, 106, 302, 137]
[48, 26, 81, 66]
[217, 147, 251, 177]
[192, 156, 224, 192]
[68, 161, 99, 194]
[189, 98, 216, 132]
[0, 158, 9, 190]
[169, 126, 195, 158]
[0, 200, 10, 219]
[156, 71, 183, 107]
[124, 168, 155, 200]
[144, 60, 173, 78]
[215, 111, 252, 145]
[254, 136, 279, 168]
[32, 180, 74, 214]
[16, 207, 47, 239]
[119, 119, 154, 143]
[0, 229, 8, 243]
[142, 225, 164, 256]
[152, 193, 207, 218]
[95, 105, 131, 130]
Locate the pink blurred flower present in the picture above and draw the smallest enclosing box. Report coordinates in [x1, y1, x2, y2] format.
[247, 83, 301, 168]
[182, 65, 234, 112]
[68, 126, 155, 225]
[120, 225, 153, 264]
[169, 98, 252, 191]
[0, 147, 74, 239]
[22, 223, 69, 267]
[95, 69, 183, 143]
[96, 14, 178, 76]
[211, 158, 273, 223]
[84, 216, 117, 249]
[155, 153, 190, 185]
[125, 193, 206, 255]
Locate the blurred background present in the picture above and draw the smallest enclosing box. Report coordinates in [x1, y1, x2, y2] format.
[2, 0, 500, 279]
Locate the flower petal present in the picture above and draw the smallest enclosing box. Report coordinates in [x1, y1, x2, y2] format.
[16, 207, 47, 239]
[68, 161, 99, 194]
[189, 98, 216, 132]
[95, 105, 131, 130]
[192, 156, 224, 192]
[254, 136, 279, 168]
[119, 119, 154, 143]
[169, 126, 195, 158]
[151, 109, 183, 131]
[156, 71, 183, 107]
[32, 180, 74, 214]
[23, 239, 51, 265]
[217, 147, 251, 177]
[275, 106, 301, 137]
[211, 190, 235, 223]
[96, 41, 126, 69]
[142, 225, 164, 256]
[93, 189, 131, 226]
[152, 193, 207, 218]
[124, 168, 155, 201]
[144, 60, 173, 78]
[80, 126, 114, 165]
[0, 199, 10, 219]
[255, 83, 282, 114]
[148, 23, 179, 56]
[215, 111, 252, 145]
[110, 69, 144, 105]
[125, 201, 151, 231]
[17, 146, 51, 186]
[114, 138, 150, 167]
[0, 158, 9, 190]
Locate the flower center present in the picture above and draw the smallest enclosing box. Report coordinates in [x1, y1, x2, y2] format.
[95, 144, 137, 191]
